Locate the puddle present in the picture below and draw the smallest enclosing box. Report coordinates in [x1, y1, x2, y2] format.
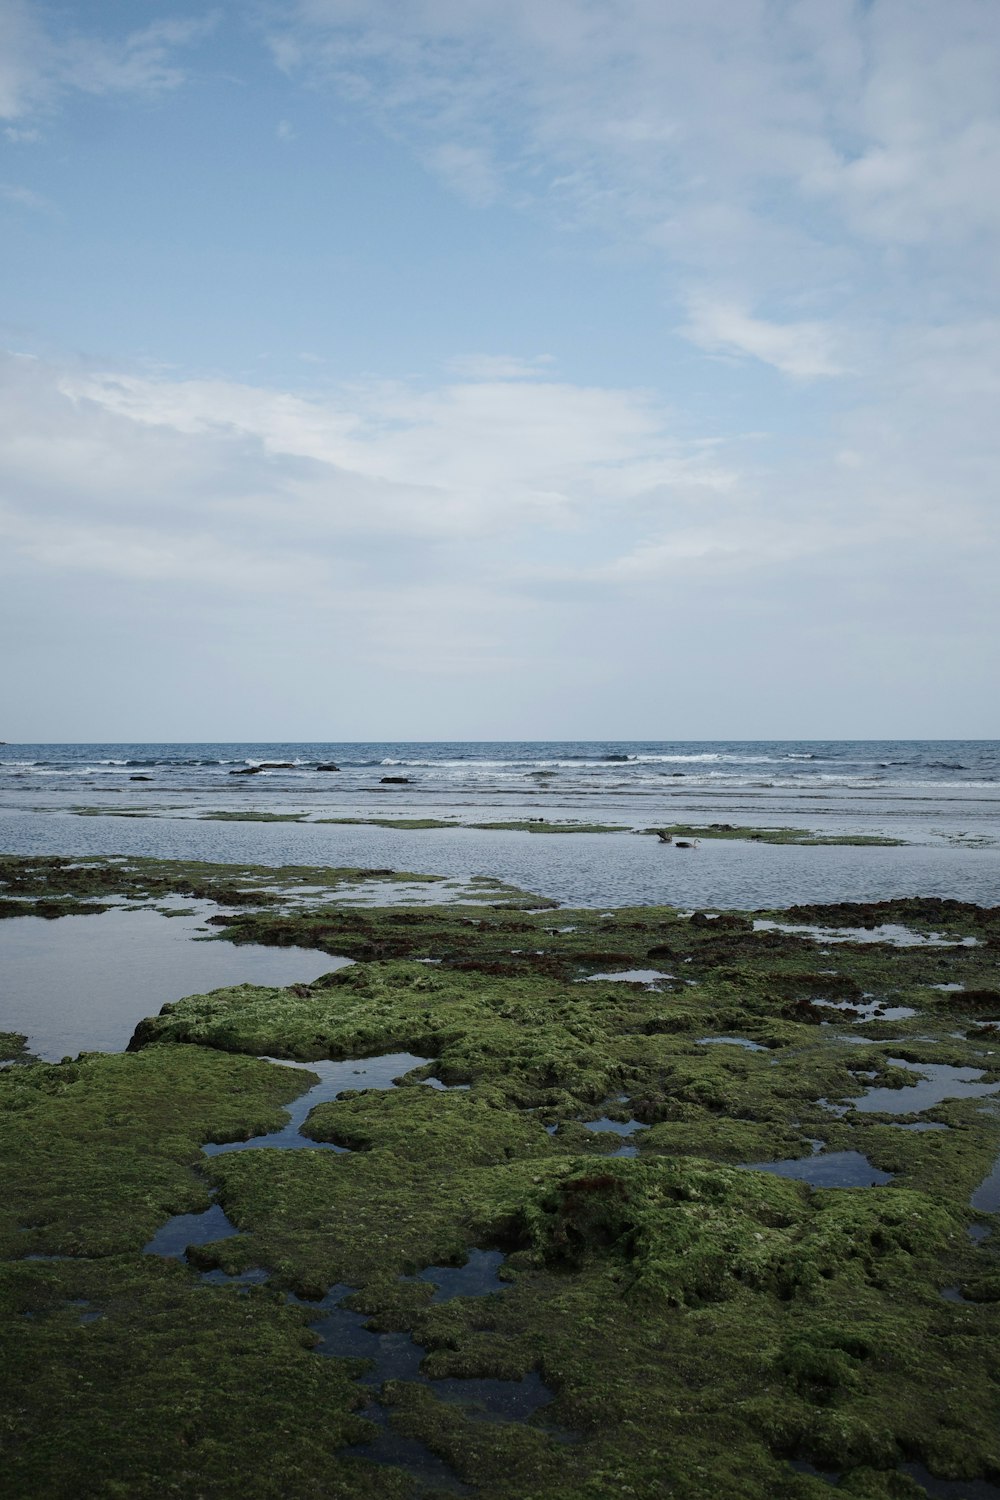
[902, 1467, 1000, 1499]
[202, 1052, 432, 1157]
[583, 1117, 650, 1137]
[297, 1253, 559, 1492]
[754, 920, 980, 948]
[416, 1249, 507, 1302]
[0, 905, 347, 1059]
[970, 1154, 1000, 1214]
[847, 1060, 1000, 1115]
[149, 1053, 441, 1265]
[582, 970, 672, 984]
[428, 1372, 554, 1425]
[143, 1201, 240, 1257]
[889, 1121, 950, 1132]
[838, 1034, 910, 1046]
[791, 1460, 1000, 1498]
[815, 998, 917, 1023]
[200, 1267, 271, 1287]
[697, 1036, 769, 1052]
[741, 1151, 893, 1189]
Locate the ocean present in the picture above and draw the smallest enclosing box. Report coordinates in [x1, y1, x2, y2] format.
[2, 737, 998, 808]
[1, 740, 997, 909]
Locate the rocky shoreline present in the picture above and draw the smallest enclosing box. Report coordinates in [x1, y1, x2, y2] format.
[1, 856, 999, 1498]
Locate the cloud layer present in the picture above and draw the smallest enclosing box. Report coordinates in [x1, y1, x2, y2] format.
[1, 1, 998, 734]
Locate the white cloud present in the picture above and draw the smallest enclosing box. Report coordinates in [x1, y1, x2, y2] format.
[57, 361, 735, 538]
[422, 142, 502, 206]
[266, 0, 1000, 361]
[0, 180, 54, 213]
[0, 1, 211, 121]
[446, 353, 555, 380]
[0, 350, 734, 603]
[681, 297, 847, 379]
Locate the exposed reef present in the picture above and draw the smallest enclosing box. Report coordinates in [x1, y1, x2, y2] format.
[2, 859, 999, 1497]
[645, 824, 905, 847]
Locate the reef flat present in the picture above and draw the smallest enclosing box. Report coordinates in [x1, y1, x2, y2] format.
[60, 809, 907, 843]
[2, 856, 999, 1498]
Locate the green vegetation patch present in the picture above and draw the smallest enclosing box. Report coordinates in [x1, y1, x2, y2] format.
[0, 854, 446, 921]
[3, 866, 1000, 1496]
[646, 824, 905, 846]
[0, 1031, 33, 1064]
[199, 810, 311, 822]
[315, 817, 630, 833]
[0, 1047, 310, 1258]
[0, 1255, 401, 1500]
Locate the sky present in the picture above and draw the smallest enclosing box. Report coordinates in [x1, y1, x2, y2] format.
[1, 0, 998, 741]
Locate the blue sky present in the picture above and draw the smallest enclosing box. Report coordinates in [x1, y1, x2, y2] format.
[1, 0, 998, 739]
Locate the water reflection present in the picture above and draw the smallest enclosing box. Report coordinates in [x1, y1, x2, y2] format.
[0, 905, 347, 1059]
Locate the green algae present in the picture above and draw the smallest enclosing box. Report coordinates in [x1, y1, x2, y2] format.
[200, 810, 311, 822]
[645, 825, 905, 847]
[0, 1030, 32, 1064]
[316, 818, 630, 833]
[0, 1047, 313, 1258]
[0, 1255, 405, 1499]
[3, 868, 1000, 1497]
[0, 854, 446, 921]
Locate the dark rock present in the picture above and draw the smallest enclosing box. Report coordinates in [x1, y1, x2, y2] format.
[129, 775, 153, 781]
[315, 763, 340, 772]
[380, 776, 411, 784]
[715, 912, 753, 932]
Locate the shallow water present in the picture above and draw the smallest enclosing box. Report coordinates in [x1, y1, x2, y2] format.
[697, 1036, 768, 1052]
[143, 1201, 240, 1258]
[848, 1059, 1000, 1115]
[140, 1056, 550, 1490]
[0, 905, 346, 1060]
[793, 1461, 1000, 1498]
[149, 1052, 454, 1255]
[4, 807, 1000, 909]
[202, 1052, 431, 1157]
[306, 1253, 560, 1484]
[583, 1117, 650, 1137]
[415, 1249, 507, 1302]
[970, 1154, 1000, 1213]
[754, 920, 980, 948]
[583, 968, 673, 984]
[742, 1150, 893, 1188]
[814, 997, 917, 1023]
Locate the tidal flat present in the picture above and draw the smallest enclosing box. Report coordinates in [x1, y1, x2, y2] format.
[2, 855, 1000, 1499]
